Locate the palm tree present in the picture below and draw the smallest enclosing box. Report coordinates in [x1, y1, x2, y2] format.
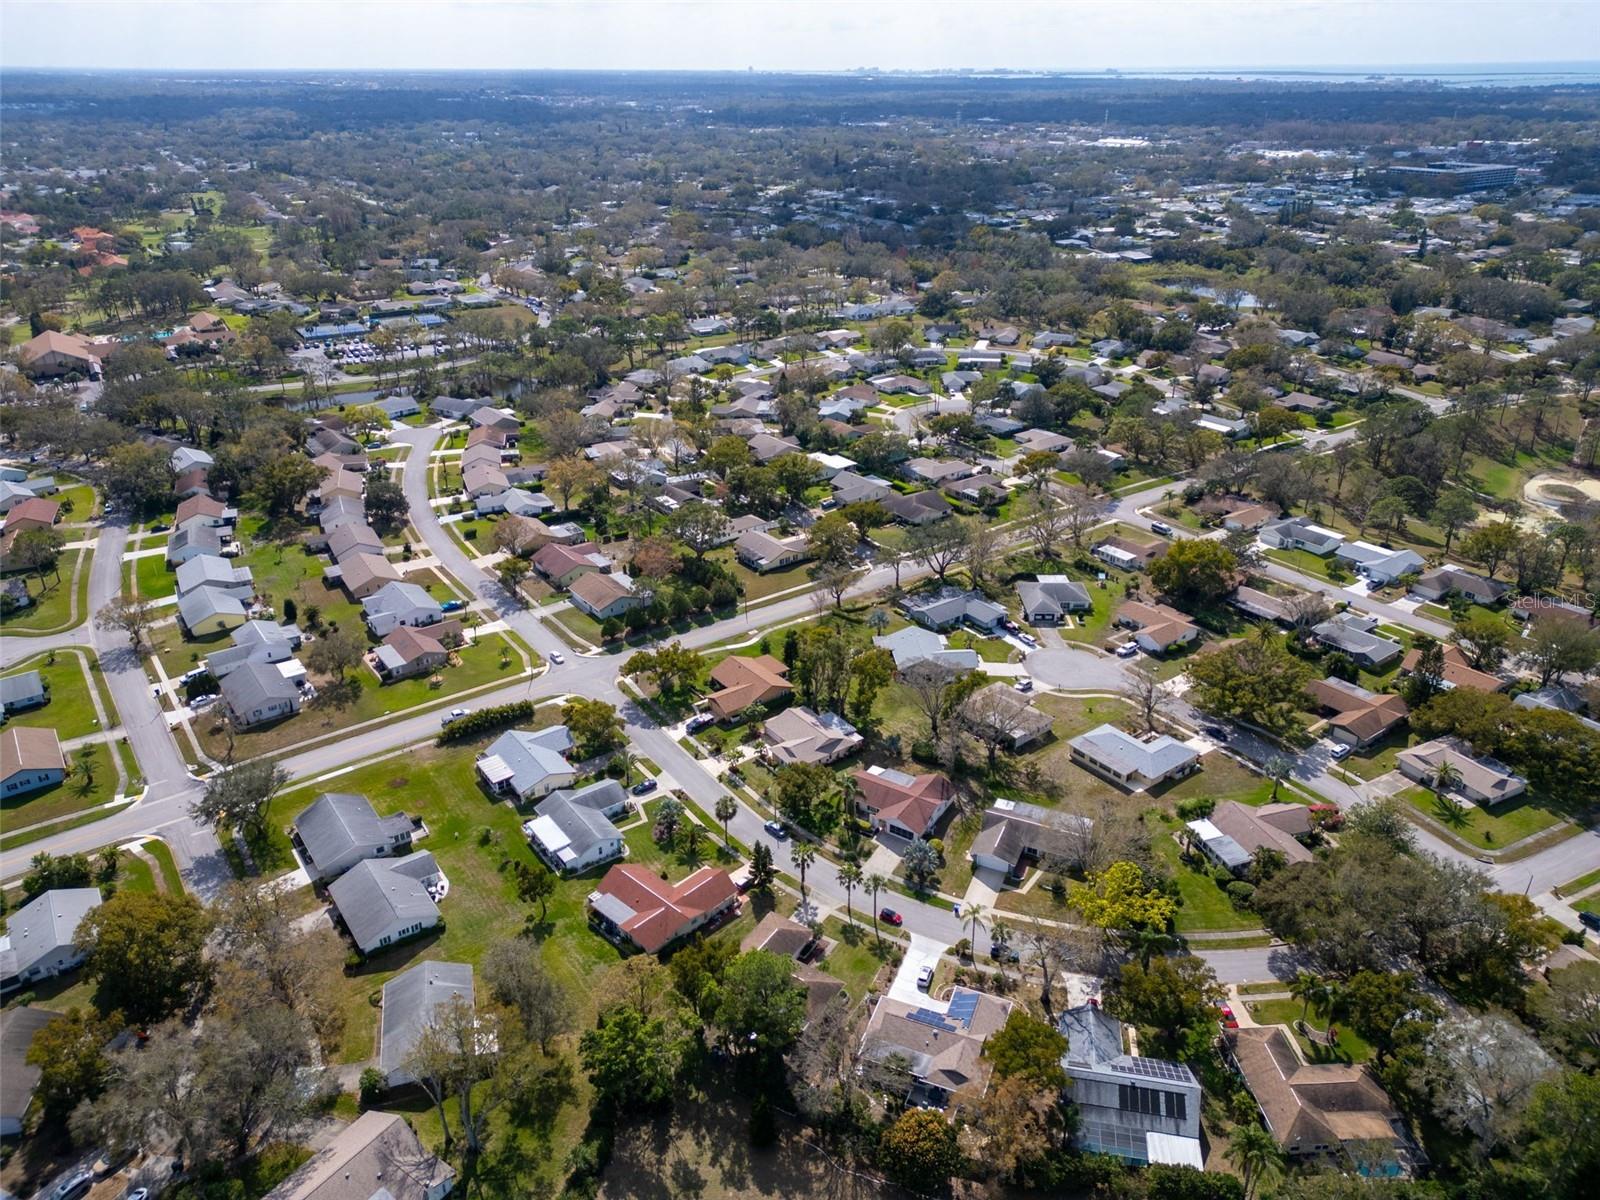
[714, 795, 738, 847]
[1125, 927, 1178, 970]
[1263, 754, 1294, 800]
[962, 903, 987, 954]
[792, 842, 816, 906]
[1229, 1123, 1285, 1200]
[866, 872, 889, 946]
[990, 920, 1014, 979]
[1430, 760, 1463, 804]
[1290, 970, 1325, 1023]
[838, 863, 863, 925]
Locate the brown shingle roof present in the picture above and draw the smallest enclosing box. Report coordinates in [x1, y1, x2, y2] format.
[706, 654, 791, 719]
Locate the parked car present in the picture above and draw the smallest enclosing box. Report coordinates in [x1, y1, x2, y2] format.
[763, 819, 788, 840]
[548, 652, 565, 664]
[915, 964, 935, 990]
[630, 779, 658, 796]
[879, 907, 904, 926]
[1201, 724, 1227, 742]
[1579, 910, 1600, 932]
[440, 599, 465, 612]
[1013, 678, 1034, 693]
[126, 1189, 149, 1200]
[685, 713, 716, 733]
[52, 1172, 94, 1200]
[989, 942, 1020, 963]
[1016, 632, 1038, 647]
[1115, 642, 1139, 657]
[1217, 1003, 1239, 1030]
[93, 1149, 135, 1179]
[1327, 741, 1352, 761]
[442, 707, 470, 726]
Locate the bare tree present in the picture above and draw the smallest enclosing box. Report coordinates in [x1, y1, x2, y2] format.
[95, 597, 158, 653]
[1058, 484, 1105, 549]
[901, 659, 968, 740]
[1018, 490, 1068, 559]
[1119, 659, 1166, 734]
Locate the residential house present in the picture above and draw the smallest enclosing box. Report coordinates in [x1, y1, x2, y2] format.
[859, 988, 1014, 1108]
[1412, 566, 1507, 606]
[16, 330, 102, 378]
[375, 394, 421, 420]
[1115, 601, 1200, 654]
[1261, 517, 1345, 556]
[1015, 428, 1073, 455]
[904, 458, 974, 487]
[476, 726, 577, 801]
[881, 490, 952, 526]
[462, 461, 509, 498]
[944, 474, 1008, 506]
[1059, 1003, 1203, 1168]
[0, 670, 48, 714]
[173, 493, 236, 529]
[336, 552, 404, 601]
[531, 541, 613, 587]
[165, 522, 225, 566]
[1206, 801, 1314, 868]
[1069, 724, 1200, 792]
[220, 662, 301, 727]
[1, 1008, 60, 1134]
[176, 586, 248, 636]
[1337, 541, 1425, 584]
[1308, 678, 1409, 747]
[748, 433, 802, 463]
[852, 766, 956, 839]
[326, 522, 385, 564]
[1229, 586, 1299, 624]
[1226, 1026, 1411, 1171]
[1311, 613, 1403, 668]
[363, 581, 445, 637]
[871, 626, 980, 673]
[373, 627, 450, 682]
[963, 683, 1054, 750]
[1400, 643, 1505, 693]
[742, 911, 819, 961]
[523, 779, 629, 874]
[870, 374, 931, 396]
[475, 488, 554, 518]
[328, 852, 444, 956]
[735, 529, 811, 573]
[705, 654, 792, 721]
[170, 446, 215, 475]
[829, 471, 894, 506]
[1018, 576, 1092, 624]
[901, 587, 1008, 633]
[0, 887, 100, 992]
[0, 498, 61, 555]
[1094, 535, 1164, 572]
[1397, 737, 1527, 805]
[205, 620, 303, 680]
[587, 864, 738, 954]
[379, 961, 474, 1088]
[762, 707, 864, 766]
[568, 571, 644, 621]
[291, 791, 415, 883]
[175, 554, 253, 598]
[969, 798, 1094, 881]
[172, 469, 211, 500]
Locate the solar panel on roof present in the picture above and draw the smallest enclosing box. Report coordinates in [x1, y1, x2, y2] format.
[947, 990, 979, 1026]
[1111, 1057, 1194, 1083]
[907, 1008, 956, 1032]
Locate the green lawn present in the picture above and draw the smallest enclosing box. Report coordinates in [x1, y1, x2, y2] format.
[142, 837, 185, 893]
[1, 550, 89, 635]
[132, 551, 177, 600]
[1399, 785, 1562, 850]
[1558, 868, 1600, 896]
[1153, 830, 1263, 934]
[1244, 997, 1375, 1064]
[51, 481, 99, 521]
[0, 742, 119, 836]
[709, 547, 813, 604]
[818, 917, 897, 999]
[1263, 547, 1344, 581]
[1577, 895, 1600, 917]
[118, 852, 156, 895]
[0, 648, 111, 741]
[945, 629, 1016, 663]
[191, 631, 529, 761]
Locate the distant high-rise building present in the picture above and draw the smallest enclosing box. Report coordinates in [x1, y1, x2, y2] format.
[1383, 161, 1519, 194]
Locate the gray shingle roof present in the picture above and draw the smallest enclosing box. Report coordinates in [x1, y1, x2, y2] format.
[293, 792, 414, 881]
[328, 853, 441, 952]
[0, 887, 100, 981]
[379, 960, 473, 1077]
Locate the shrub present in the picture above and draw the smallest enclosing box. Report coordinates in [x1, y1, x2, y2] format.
[1211, 866, 1235, 886]
[358, 1067, 385, 1107]
[1225, 880, 1256, 908]
[1175, 796, 1215, 820]
[436, 700, 536, 744]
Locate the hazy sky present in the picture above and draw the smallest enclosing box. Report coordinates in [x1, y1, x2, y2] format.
[3, 0, 1597, 73]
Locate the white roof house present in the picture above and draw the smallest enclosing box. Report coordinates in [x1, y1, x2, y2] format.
[362, 581, 444, 637]
[328, 852, 443, 956]
[379, 960, 474, 1086]
[476, 726, 577, 801]
[1068, 724, 1200, 792]
[0, 888, 101, 991]
[1335, 541, 1425, 584]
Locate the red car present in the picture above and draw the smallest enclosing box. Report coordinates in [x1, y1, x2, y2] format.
[879, 907, 903, 926]
[1217, 1003, 1239, 1030]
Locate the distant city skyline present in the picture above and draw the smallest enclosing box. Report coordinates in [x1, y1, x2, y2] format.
[3, 0, 1597, 74]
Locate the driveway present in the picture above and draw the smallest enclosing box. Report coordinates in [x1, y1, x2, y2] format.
[888, 934, 949, 1006]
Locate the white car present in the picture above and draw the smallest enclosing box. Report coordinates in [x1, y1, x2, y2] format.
[548, 652, 565, 665]
[1115, 642, 1139, 658]
[915, 964, 935, 990]
[1327, 741, 1352, 761]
